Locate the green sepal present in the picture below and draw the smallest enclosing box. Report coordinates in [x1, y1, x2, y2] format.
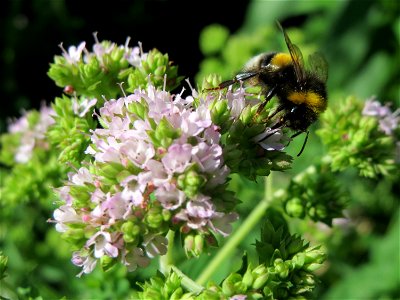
[147, 117, 180, 149]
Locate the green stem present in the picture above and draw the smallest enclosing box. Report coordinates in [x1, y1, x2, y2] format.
[159, 230, 175, 275]
[159, 230, 205, 294]
[171, 266, 205, 295]
[196, 174, 274, 285]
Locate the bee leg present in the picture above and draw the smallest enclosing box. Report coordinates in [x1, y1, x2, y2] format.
[206, 79, 237, 90]
[287, 130, 309, 157]
[266, 103, 286, 122]
[256, 85, 278, 116]
[206, 72, 259, 90]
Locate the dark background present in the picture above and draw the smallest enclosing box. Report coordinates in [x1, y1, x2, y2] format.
[0, 0, 250, 130]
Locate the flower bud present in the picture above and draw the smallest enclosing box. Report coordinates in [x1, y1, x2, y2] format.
[210, 99, 230, 127]
[97, 162, 124, 183]
[273, 258, 289, 279]
[201, 74, 222, 90]
[252, 272, 269, 290]
[162, 209, 171, 222]
[145, 207, 165, 229]
[262, 286, 274, 299]
[242, 266, 254, 288]
[184, 234, 204, 258]
[100, 255, 115, 272]
[148, 117, 180, 148]
[126, 100, 148, 120]
[285, 197, 305, 218]
[252, 264, 268, 276]
[177, 170, 206, 198]
[121, 221, 140, 243]
[239, 105, 255, 126]
[221, 273, 246, 296]
[291, 252, 306, 268]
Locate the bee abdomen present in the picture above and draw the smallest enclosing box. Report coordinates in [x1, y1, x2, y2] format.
[287, 90, 327, 113]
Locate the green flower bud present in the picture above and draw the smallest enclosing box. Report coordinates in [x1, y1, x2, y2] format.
[186, 170, 205, 187]
[308, 203, 328, 220]
[127, 70, 148, 90]
[304, 263, 323, 272]
[69, 185, 92, 208]
[136, 49, 182, 90]
[285, 197, 305, 218]
[201, 74, 222, 90]
[262, 286, 274, 299]
[97, 162, 124, 185]
[221, 273, 246, 296]
[196, 289, 220, 300]
[184, 234, 195, 258]
[239, 105, 255, 126]
[252, 273, 269, 290]
[145, 207, 165, 229]
[141, 289, 162, 300]
[242, 265, 254, 288]
[273, 258, 289, 279]
[291, 252, 306, 269]
[272, 189, 287, 202]
[62, 227, 85, 243]
[246, 291, 265, 299]
[194, 235, 204, 256]
[177, 170, 206, 198]
[126, 100, 149, 120]
[165, 272, 183, 298]
[210, 99, 230, 128]
[162, 209, 171, 222]
[148, 117, 180, 148]
[184, 234, 204, 258]
[305, 247, 326, 264]
[121, 221, 140, 243]
[252, 264, 268, 276]
[100, 255, 115, 272]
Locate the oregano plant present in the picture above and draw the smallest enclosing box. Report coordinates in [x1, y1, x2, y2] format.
[0, 31, 398, 300]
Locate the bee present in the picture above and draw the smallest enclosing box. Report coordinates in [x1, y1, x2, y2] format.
[211, 21, 328, 156]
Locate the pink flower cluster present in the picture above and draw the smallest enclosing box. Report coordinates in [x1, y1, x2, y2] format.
[362, 97, 399, 136]
[53, 84, 238, 276]
[8, 105, 55, 163]
[59, 33, 146, 68]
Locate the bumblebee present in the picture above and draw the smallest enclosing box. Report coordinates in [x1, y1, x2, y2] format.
[213, 22, 328, 156]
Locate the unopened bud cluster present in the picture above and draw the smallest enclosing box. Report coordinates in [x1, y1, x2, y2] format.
[0, 105, 65, 210]
[135, 219, 326, 299]
[201, 75, 293, 180]
[278, 165, 348, 225]
[317, 96, 399, 178]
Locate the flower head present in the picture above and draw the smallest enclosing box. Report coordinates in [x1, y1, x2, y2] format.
[52, 83, 238, 275]
[7, 104, 55, 163]
[362, 97, 399, 136]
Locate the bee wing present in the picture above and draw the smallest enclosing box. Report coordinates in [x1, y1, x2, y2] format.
[308, 52, 328, 83]
[276, 21, 306, 83]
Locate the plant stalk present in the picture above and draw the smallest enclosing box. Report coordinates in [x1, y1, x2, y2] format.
[196, 174, 274, 285]
[159, 229, 175, 275]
